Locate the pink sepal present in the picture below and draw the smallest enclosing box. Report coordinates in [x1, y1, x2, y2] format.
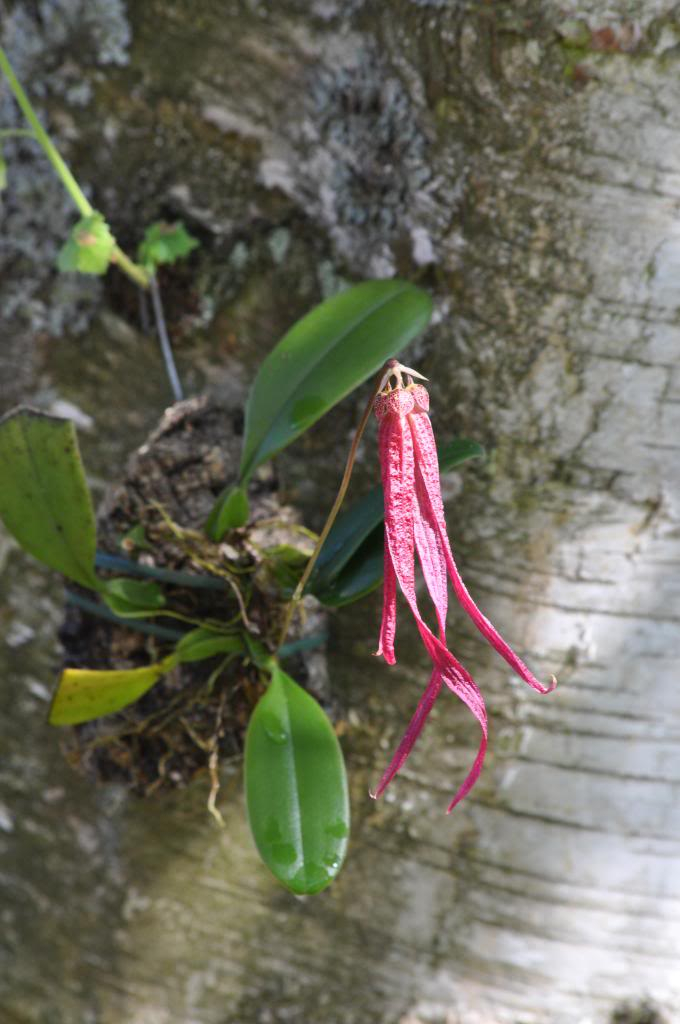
[409, 409, 556, 695]
[371, 669, 442, 799]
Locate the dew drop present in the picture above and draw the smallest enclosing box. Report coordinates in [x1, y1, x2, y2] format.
[261, 711, 288, 744]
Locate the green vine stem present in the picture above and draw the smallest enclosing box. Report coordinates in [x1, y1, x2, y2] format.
[0, 44, 148, 289]
[0, 45, 189, 399]
[276, 366, 386, 650]
[0, 127, 35, 140]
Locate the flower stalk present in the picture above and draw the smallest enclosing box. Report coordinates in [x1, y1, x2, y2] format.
[276, 367, 387, 650]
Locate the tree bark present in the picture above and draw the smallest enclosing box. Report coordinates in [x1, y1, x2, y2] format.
[1, 2, 680, 1023]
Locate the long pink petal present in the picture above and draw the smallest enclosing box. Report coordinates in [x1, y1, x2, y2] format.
[410, 624, 488, 811]
[407, 388, 449, 637]
[374, 387, 490, 809]
[413, 437, 449, 639]
[409, 409, 556, 696]
[375, 533, 397, 665]
[384, 608, 488, 811]
[378, 418, 488, 806]
[437, 653, 488, 813]
[371, 669, 443, 798]
[375, 398, 416, 664]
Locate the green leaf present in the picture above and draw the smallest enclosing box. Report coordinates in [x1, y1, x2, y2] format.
[308, 487, 383, 594]
[204, 485, 249, 541]
[243, 634, 276, 673]
[120, 523, 152, 552]
[57, 213, 115, 275]
[439, 437, 485, 472]
[175, 628, 244, 663]
[49, 658, 174, 725]
[138, 220, 199, 272]
[244, 667, 349, 895]
[0, 149, 7, 192]
[313, 526, 384, 607]
[239, 279, 432, 483]
[101, 577, 166, 618]
[0, 407, 99, 589]
[264, 543, 309, 593]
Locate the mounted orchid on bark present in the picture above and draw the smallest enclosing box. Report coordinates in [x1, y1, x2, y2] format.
[0, 267, 554, 893]
[370, 361, 557, 811]
[279, 353, 556, 816]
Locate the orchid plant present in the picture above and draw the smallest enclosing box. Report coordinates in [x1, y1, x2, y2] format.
[0, 280, 554, 894]
[0, 46, 557, 896]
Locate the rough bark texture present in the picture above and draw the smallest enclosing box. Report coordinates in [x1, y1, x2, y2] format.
[2, 2, 680, 1023]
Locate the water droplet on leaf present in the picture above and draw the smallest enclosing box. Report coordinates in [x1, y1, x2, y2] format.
[261, 712, 288, 744]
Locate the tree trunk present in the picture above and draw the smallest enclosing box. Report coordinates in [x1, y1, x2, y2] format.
[1, 2, 679, 1022]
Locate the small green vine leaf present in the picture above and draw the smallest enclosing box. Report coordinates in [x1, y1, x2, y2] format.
[138, 220, 199, 273]
[57, 212, 116, 275]
[120, 523, 152, 553]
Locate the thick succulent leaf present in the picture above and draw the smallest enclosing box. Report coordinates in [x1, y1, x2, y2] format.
[308, 487, 383, 593]
[239, 280, 432, 483]
[263, 543, 309, 594]
[49, 657, 175, 725]
[204, 485, 249, 541]
[101, 577, 166, 618]
[175, 628, 244, 663]
[313, 526, 384, 607]
[439, 437, 485, 472]
[243, 634, 276, 672]
[0, 407, 99, 589]
[244, 667, 350, 895]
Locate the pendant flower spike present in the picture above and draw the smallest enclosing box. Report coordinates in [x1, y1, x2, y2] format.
[372, 361, 556, 812]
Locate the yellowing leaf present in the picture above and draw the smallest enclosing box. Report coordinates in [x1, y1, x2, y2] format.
[49, 658, 175, 726]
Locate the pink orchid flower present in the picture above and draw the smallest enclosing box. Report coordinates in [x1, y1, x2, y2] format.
[372, 362, 556, 812]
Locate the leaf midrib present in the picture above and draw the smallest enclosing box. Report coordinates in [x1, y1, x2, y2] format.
[277, 677, 305, 878]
